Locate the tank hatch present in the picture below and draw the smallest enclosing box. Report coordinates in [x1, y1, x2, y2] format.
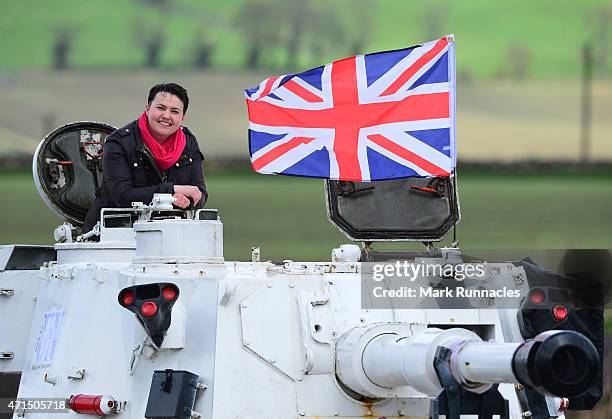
[33, 121, 116, 226]
[325, 177, 460, 242]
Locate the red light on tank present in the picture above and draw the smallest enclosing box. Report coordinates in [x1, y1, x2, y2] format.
[162, 285, 177, 301]
[117, 283, 180, 347]
[552, 305, 568, 321]
[528, 288, 545, 305]
[121, 291, 135, 306]
[141, 301, 158, 317]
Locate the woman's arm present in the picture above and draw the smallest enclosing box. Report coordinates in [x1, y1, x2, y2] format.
[188, 148, 208, 209]
[103, 140, 174, 207]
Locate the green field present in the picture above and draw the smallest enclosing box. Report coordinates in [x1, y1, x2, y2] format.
[1, 0, 611, 78]
[1, 170, 611, 260]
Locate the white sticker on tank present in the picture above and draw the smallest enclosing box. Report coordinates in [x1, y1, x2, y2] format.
[31, 310, 64, 370]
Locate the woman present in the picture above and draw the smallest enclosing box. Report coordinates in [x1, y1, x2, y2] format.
[84, 83, 207, 232]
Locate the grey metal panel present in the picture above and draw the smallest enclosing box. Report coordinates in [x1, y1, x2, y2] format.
[0, 246, 56, 271]
[0, 373, 21, 419]
[326, 177, 460, 242]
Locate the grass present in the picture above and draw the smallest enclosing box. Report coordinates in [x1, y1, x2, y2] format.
[373, 0, 612, 79]
[1, 0, 611, 78]
[1, 170, 611, 260]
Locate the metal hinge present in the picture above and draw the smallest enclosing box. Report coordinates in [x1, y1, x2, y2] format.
[67, 369, 86, 379]
[0, 289, 14, 296]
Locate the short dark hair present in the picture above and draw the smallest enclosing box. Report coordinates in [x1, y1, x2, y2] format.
[147, 83, 189, 113]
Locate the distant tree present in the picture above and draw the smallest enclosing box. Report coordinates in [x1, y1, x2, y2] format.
[283, 0, 308, 69]
[421, 1, 449, 40]
[145, 31, 164, 68]
[337, 0, 377, 57]
[194, 41, 214, 69]
[131, 0, 168, 68]
[133, 28, 165, 69]
[235, 0, 281, 69]
[305, 0, 347, 62]
[287, 0, 374, 69]
[131, 13, 165, 68]
[52, 28, 74, 71]
[590, 7, 612, 75]
[192, 29, 215, 69]
[235, 0, 370, 71]
[271, 0, 347, 69]
[506, 44, 532, 80]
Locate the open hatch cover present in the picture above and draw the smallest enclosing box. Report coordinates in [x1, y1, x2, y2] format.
[325, 176, 460, 242]
[33, 121, 116, 227]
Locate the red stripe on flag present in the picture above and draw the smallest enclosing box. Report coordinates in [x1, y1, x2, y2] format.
[380, 37, 448, 97]
[361, 92, 450, 126]
[259, 76, 280, 98]
[367, 133, 450, 176]
[247, 92, 449, 128]
[331, 57, 362, 181]
[283, 79, 324, 103]
[252, 137, 316, 171]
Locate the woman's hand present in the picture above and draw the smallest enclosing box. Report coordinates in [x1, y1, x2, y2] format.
[172, 192, 191, 209]
[174, 185, 202, 205]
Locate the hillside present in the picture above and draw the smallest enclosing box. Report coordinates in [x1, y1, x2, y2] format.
[1, 0, 611, 78]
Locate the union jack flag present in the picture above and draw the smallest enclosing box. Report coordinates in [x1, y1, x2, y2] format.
[245, 35, 456, 181]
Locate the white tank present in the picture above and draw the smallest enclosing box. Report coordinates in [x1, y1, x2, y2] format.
[0, 122, 602, 419]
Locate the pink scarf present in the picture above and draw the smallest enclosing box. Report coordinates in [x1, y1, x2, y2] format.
[137, 112, 186, 171]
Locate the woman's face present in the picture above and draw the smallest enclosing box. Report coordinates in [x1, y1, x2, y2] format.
[145, 92, 185, 141]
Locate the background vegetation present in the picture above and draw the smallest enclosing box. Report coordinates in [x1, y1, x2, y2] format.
[1, 0, 611, 78]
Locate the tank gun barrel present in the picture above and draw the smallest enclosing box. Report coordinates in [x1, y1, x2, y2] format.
[337, 327, 598, 399]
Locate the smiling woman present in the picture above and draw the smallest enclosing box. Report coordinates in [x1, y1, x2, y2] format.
[147, 93, 186, 140]
[83, 83, 208, 232]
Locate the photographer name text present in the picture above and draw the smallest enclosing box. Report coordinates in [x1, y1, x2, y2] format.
[371, 286, 522, 299]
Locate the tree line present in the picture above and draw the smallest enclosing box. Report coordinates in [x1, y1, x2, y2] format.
[52, 0, 376, 72]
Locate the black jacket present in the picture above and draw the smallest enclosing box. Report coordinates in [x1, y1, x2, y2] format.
[83, 121, 208, 232]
